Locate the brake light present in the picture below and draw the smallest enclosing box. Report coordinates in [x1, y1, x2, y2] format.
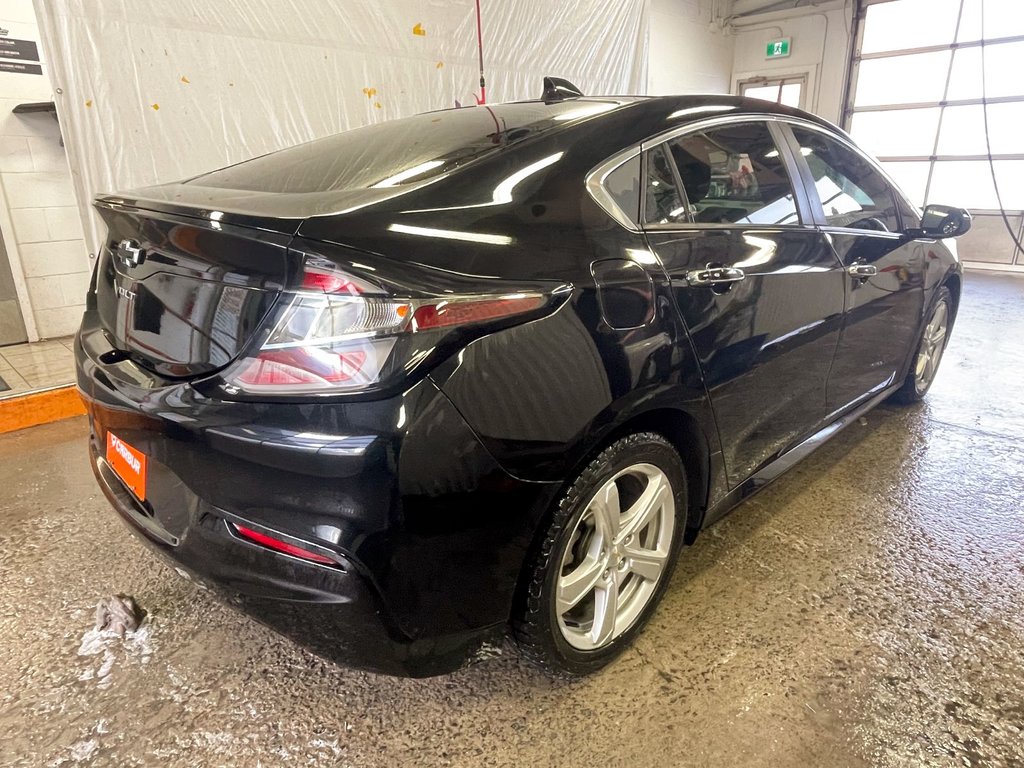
[222, 260, 554, 395]
[232, 523, 337, 566]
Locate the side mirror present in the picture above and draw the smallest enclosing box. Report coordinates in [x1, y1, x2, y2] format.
[907, 204, 972, 239]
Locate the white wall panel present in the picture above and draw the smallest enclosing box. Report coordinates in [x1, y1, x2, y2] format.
[33, 0, 650, 256]
[730, 2, 853, 123]
[648, 0, 734, 95]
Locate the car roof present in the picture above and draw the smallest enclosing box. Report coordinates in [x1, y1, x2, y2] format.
[511, 93, 835, 128]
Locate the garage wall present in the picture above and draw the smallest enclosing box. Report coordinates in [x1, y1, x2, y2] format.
[648, 0, 734, 95]
[33, 0, 650, 260]
[729, 1, 853, 123]
[0, 0, 89, 340]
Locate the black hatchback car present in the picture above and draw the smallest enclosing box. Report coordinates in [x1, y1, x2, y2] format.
[76, 92, 969, 676]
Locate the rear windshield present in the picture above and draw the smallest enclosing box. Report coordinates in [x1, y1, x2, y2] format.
[189, 101, 624, 194]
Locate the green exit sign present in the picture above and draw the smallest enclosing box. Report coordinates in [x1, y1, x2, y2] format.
[766, 38, 792, 58]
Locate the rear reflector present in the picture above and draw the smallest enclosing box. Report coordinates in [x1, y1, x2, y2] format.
[232, 523, 337, 566]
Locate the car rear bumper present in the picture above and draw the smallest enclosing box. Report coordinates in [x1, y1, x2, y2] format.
[76, 330, 559, 676]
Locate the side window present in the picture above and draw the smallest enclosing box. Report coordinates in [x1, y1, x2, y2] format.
[643, 145, 688, 225]
[604, 154, 641, 226]
[664, 122, 801, 226]
[789, 127, 899, 232]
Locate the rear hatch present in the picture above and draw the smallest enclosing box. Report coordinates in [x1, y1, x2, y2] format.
[90, 199, 293, 378]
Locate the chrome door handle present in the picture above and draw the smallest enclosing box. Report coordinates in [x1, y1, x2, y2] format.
[685, 266, 746, 287]
[847, 264, 878, 278]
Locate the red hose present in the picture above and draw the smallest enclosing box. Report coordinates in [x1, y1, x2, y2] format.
[475, 0, 486, 104]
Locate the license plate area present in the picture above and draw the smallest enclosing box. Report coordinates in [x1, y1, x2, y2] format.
[106, 431, 147, 501]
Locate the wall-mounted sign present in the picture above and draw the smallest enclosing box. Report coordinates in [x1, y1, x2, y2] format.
[0, 37, 39, 62]
[0, 60, 42, 76]
[766, 37, 792, 59]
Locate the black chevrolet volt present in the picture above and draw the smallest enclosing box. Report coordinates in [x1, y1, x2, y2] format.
[76, 90, 969, 676]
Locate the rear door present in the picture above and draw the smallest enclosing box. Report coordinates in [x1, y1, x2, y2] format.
[780, 124, 925, 412]
[642, 119, 847, 487]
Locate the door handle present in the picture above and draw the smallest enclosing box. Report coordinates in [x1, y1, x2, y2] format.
[847, 264, 878, 278]
[685, 266, 746, 287]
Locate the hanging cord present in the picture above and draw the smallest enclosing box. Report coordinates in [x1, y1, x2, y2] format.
[475, 0, 486, 104]
[980, 0, 1024, 252]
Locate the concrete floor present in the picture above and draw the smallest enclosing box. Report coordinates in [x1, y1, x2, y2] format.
[1, 271, 1023, 767]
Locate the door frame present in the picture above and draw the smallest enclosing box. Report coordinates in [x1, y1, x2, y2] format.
[0, 185, 39, 342]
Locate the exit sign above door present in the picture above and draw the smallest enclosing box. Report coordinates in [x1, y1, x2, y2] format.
[766, 38, 792, 58]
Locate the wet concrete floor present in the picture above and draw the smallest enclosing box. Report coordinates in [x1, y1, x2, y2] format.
[1, 271, 1022, 767]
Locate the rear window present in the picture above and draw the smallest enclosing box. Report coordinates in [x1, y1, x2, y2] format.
[190, 101, 623, 194]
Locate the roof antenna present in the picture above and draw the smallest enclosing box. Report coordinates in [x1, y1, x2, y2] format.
[474, 0, 486, 104]
[541, 77, 585, 102]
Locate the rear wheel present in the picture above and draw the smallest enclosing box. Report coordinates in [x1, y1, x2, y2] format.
[892, 286, 953, 404]
[513, 433, 687, 675]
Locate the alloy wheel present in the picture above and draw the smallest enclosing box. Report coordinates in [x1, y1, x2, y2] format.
[555, 463, 675, 651]
[914, 299, 949, 393]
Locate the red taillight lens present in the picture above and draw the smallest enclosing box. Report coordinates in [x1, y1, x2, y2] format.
[300, 258, 376, 295]
[412, 295, 546, 330]
[301, 270, 363, 294]
[233, 523, 337, 566]
[237, 348, 368, 387]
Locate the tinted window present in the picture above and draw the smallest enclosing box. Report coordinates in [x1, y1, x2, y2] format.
[666, 122, 800, 225]
[190, 101, 621, 194]
[643, 145, 687, 225]
[790, 127, 899, 232]
[605, 154, 641, 226]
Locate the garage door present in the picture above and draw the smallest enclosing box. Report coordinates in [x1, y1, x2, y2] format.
[845, 0, 1024, 270]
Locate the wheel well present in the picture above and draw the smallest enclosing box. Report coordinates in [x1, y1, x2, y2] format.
[600, 408, 710, 538]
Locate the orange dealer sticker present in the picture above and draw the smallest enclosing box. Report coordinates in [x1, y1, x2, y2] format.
[106, 432, 147, 501]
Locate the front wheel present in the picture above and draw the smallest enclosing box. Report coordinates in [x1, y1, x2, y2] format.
[892, 285, 953, 404]
[513, 432, 687, 675]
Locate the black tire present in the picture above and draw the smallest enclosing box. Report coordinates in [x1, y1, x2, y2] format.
[512, 432, 688, 675]
[891, 285, 953, 405]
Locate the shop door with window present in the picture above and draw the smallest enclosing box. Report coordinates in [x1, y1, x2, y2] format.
[0, 229, 28, 346]
[740, 76, 807, 109]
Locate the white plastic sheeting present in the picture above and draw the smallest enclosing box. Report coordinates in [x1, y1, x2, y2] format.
[33, 0, 650, 256]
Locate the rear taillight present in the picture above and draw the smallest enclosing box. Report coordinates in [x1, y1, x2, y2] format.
[411, 295, 545, 330]
[222, 259, 557, 395]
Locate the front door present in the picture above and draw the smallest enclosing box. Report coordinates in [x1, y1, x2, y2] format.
[783, 125, 925, 412]
[642, 120, 847, 487]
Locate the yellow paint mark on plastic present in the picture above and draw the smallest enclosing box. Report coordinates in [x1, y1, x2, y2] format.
[151, 103, 159, 111]
[412, 22, 426, 36]
[374, 102, 382, 109]
[436, 61, 444, 69]
[180, 75, 190, 84]
[85, 99, 92, 108]
[362, 87, 377, 99]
